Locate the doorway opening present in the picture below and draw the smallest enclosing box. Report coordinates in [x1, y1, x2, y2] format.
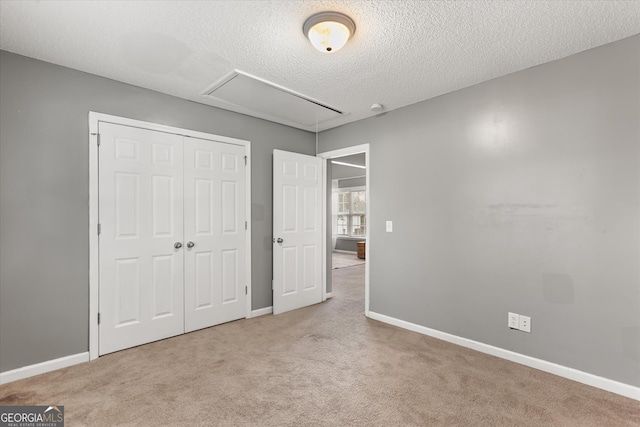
[330, 154, 366, 268]
[318, 144, 370, 316]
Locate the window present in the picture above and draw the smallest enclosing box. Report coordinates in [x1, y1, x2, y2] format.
[333, 187, 366, 237]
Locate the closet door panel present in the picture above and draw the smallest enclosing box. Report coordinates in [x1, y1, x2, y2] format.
[99, 123, 184, 355]
[184, 137, 246, 332]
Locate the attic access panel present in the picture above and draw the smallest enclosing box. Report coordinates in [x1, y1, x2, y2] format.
[202, 71, 344, 127]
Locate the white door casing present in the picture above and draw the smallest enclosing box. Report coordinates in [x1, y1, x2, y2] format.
[98, 123, 185, 355]
[272, 150, 323, 315]
[184, 137, 246, 332]
[317, 144, 370, 316]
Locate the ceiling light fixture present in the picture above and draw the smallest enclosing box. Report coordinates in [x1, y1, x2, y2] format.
[303, 11, 356, 53]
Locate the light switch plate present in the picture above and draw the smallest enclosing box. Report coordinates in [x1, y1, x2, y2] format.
[386, 220, 393, 232]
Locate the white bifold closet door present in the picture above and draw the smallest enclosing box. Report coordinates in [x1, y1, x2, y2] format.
[98, 123, 246, 356]
[183, 137, 246, 333]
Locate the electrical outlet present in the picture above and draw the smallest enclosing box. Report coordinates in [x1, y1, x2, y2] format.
[386, 221, 393, 232]
[508, 312, 520, 329]
[519, 315, 531, 333]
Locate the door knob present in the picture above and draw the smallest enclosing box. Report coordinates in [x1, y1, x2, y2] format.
[174, 242, 183, 249]
[276, 238, 284, 243]
[186, 241, 195, 248]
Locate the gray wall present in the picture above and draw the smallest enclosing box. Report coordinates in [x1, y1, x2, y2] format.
[330, 163, 366, 180]
[318, 35, 640, 387]
[337, 176, 366, 188]
[0, 51, 315, 372]
[335, 239, 364, 252]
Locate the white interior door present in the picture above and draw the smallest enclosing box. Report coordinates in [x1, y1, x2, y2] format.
[98, 123, 184, 355]
[272, 150, 323, 315]
[184, 137, 247, 332]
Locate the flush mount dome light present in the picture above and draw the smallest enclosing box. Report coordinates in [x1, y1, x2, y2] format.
[303, 11, 356, 53]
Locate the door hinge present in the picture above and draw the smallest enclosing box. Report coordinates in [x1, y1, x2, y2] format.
[97, 223, 101, 235]
[245, 221, 247, 230]
[244, 155, 247, 165]
[245, 286, 247, 295]
[97, 313, 101, 324]
[271, 280, 273, 290]
[91, 132, 100, 146]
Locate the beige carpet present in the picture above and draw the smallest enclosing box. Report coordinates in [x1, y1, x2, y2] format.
[332, 251, 365, 269]
[1, 265, 638, 426]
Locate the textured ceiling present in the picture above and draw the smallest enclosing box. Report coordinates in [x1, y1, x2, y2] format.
[332, 153, 367, 180]
[333, 154, 366, 167]
[1, 1, 639, 132]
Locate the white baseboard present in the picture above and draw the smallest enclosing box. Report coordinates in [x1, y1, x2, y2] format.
[332, 249, 356, 254]
[326, 292, 333, 299]
[0, 352, 89, 385]
[367, 311, 640, 401]
[251, 306, 273, 317]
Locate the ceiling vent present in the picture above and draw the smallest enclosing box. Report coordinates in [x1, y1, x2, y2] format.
[202, 70, 344, 127]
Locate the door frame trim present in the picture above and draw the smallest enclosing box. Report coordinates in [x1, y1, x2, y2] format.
[317, 144, 370, 316]
[88, 112, 252, 361]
